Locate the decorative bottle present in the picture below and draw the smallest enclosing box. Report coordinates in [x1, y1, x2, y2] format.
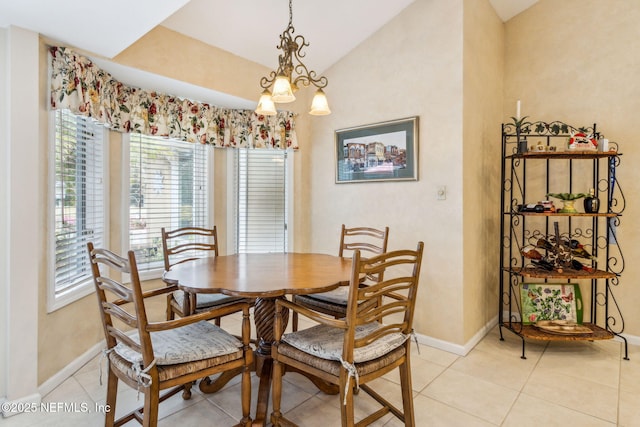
[583, 188, 599, 213]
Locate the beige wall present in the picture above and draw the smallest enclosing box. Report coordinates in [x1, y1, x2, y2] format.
[462, 0, 504, 341]
[308, 0, 467, 344]
[504, 0, 640, 337]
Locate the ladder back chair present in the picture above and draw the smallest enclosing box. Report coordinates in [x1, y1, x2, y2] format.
[87, 242, 253, 427]
[271, 242, 424, 427]
[161, 226, 243, 322]
[292, 224, 390, 331]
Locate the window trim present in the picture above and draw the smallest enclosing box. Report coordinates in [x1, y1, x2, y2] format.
[47, 110, 109, 312]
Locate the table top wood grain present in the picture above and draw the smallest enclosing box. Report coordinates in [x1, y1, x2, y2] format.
[163, 252, 353, 298]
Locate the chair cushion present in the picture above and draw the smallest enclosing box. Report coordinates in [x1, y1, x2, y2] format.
[109, 346, 244, 383]
[172, 290, 242, 310]
[114, 320, 242, 365]
[282, 321, 408, 363]
[305, 287, 349, 305]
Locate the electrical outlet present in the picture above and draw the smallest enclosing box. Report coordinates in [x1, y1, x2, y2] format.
[437, 185, 446, 200]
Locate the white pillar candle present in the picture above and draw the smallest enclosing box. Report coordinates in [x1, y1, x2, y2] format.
[516, 100, 521, 120]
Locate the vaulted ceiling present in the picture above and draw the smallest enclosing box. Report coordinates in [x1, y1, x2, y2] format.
[1, 0, 538, 107]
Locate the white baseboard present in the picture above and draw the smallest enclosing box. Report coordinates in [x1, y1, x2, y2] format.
[414, 316, 499, 356]
[1, 393, 41, 418]
[415, 315, 639, 358]
[38, 340, 105, 398]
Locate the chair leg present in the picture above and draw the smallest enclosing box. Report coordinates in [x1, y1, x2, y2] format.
[270, 359, 284, 426]
[291, 311, 298, 332]
[182, 382, 192, 400]
[105, 368, 118, 427]
[399, 360, 415, 427]
[142, 382, 160, 427]
[166, 296, 175, 321]
[240, 364, 253, 426]
[339, 372, 355, 427]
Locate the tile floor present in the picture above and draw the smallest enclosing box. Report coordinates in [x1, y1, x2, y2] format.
[2, 311, 639, 426]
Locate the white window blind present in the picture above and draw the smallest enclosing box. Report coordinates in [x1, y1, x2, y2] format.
[52, 109, 105, 298]
[129, 134, 208, 270]
[236, 149, 287, 253]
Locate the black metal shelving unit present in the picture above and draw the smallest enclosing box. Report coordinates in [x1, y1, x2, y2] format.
[498, 120, 628, 359]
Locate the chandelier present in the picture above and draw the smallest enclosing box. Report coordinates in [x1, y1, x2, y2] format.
[255, 0, 331, 116]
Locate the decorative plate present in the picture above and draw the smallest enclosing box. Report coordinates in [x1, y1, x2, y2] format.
[520, 283, 583, 325]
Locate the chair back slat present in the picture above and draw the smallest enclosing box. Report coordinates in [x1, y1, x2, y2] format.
[338, 224, 389, 258]
[343, 242, 424, 360]
[106, 326, 142, 354]
[87, 242, 154, 365]
[103, 302, 138, 328]
[161, 226, 218, 271]
[95, 277, 134, 302]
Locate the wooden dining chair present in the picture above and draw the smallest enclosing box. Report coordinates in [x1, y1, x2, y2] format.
[161, 226, 243, 322]
[87, 242, 253, 427]
[291, 224, 389, 331]
[271, 242, 424, 426]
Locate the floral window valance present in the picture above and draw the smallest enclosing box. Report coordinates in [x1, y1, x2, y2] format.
[49, 46, 298, 149]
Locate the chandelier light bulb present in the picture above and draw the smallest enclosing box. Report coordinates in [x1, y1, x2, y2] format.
[255, 90, 277, 116]
[309, 89, 331, 115]
[271, 74, 296, 103]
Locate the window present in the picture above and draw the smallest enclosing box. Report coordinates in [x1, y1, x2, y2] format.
[235, 149, 288, 253]
[127, 134, 209, 274]
[49, 109, 106, 311]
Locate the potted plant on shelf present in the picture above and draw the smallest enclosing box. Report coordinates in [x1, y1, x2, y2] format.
[546, 192, 589, 213]
[511, 116, 532, 153]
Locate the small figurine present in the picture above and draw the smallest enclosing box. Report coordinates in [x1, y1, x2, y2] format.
[568, 131, 598, 151]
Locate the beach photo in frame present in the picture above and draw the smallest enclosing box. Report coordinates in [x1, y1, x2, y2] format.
[335, 116, 418, 183]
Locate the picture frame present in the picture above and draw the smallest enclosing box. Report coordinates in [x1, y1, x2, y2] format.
[520, 283, 583, 325]
[335, 116, 418, 183]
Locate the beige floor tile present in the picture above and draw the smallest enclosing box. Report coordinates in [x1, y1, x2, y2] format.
[205, 370, 315, 422]
[381, 353, 447, 393]
[618, 388, 640, 427]
[475, 325, 547, 360]
[422, 368, 519, 425]
[536, 340, 621, 388]
[412, 342, 460, 367]
[157, 398, 238, 426]
[502, 393, 616, 427]
[449, 347, 538, 391]
[278, 395, 343, 427]
[409, 393, 495, 427]
[522, 366, 618, 422]
[620, 347, 640, 394]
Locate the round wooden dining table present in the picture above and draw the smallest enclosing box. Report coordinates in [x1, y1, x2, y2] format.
[163, 252, 353, 426]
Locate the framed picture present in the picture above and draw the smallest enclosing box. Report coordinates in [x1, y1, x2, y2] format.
[520, 283, 583, 325]
[335, 116, 418, 183]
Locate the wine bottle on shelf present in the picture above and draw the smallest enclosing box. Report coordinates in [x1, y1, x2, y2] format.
[536, 238, 554, 251]
[572, 246, 595, 259]
[532, 258, 555, 271]
[571, 259, 595, 273]
[584, 188, 600, 213]
[521, 246, 543, 260]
